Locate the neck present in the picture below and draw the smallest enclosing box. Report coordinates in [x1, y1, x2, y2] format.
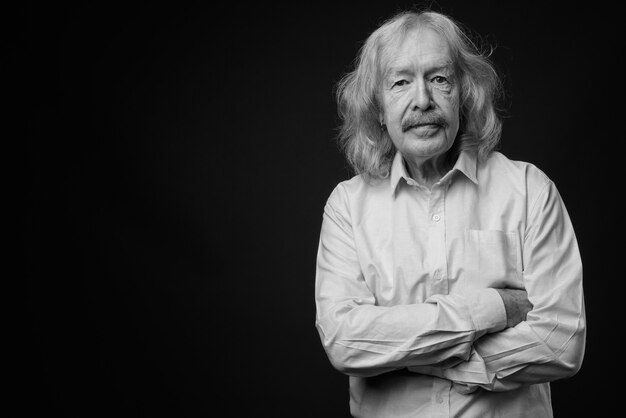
[404, 153, 454, 189]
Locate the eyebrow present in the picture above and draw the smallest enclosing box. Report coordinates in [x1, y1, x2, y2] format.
[385, 61, 454, 78]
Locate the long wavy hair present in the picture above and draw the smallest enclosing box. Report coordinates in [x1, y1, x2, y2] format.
[336, 10, 503, 179]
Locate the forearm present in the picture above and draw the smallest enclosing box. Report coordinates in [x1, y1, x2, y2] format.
[316, 288, 506, 377]
[469, 305, 585, 390]
[412, 312, 585, 393]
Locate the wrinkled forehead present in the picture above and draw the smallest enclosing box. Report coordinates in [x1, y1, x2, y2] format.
[378, 26, 455, 77]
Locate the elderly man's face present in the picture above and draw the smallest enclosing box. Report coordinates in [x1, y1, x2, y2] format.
[381, 28, 460, 163]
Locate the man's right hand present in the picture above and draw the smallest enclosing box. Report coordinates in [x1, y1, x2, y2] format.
[495, 289, 533, 328]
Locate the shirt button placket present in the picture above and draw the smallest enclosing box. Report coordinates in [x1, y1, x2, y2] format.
[429, 185, 448, 295]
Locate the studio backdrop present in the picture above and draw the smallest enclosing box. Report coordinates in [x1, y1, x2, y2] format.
[26, 1, 623, 416]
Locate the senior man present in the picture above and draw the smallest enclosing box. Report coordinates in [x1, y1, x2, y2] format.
[314, 10, 586, 418]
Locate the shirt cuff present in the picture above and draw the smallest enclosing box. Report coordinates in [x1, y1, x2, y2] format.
[467, 288, 507, 334]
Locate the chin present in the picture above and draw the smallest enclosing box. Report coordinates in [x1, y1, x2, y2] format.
[404, 137, 452, 158]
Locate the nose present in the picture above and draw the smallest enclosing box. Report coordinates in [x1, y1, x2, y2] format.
[411, 79, 433, 111]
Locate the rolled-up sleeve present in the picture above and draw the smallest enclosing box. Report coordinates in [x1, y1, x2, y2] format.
[418, 180, 586, 391]
[315, 185, 507, 378]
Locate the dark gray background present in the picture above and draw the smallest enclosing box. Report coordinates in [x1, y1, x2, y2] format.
[25, 1, 623, 416]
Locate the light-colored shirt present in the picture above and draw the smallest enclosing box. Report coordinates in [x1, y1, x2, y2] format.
[315, 150, 585, 418]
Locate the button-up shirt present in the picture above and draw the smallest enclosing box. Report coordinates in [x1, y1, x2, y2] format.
[315, 150, 585, 417]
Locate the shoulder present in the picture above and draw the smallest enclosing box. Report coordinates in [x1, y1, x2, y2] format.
[481, 151, 552, 193]
[324, 174, 392, 228]
[326, 174, 390, 207]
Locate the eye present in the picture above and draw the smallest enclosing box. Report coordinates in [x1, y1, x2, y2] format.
[392, 79, 409, 88]
[431, 76, 449, 84]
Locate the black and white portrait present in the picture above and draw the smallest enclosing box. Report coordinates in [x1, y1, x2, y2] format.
[25, 2, 622, 417]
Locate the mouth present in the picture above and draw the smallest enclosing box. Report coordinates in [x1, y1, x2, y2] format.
[410, 123, 441, 129]
[406, 123, 442, 133]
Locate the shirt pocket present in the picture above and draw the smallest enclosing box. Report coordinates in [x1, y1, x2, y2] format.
[464, 229, 523, 289]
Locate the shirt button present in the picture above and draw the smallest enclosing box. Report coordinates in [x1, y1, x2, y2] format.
[432, 214, 441, 222]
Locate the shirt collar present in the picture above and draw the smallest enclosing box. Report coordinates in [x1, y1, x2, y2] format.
[453, 149, 478, 185]
[390, 151, 411, 192]
[390, 149, 478, 193]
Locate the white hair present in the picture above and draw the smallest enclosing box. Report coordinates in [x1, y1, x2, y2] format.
[336, 10, 503, 179]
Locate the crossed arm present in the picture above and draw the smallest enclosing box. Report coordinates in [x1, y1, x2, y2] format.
[315, 181, 585, 391]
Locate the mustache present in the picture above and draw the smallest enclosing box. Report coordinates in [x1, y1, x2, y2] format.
[401, 113, 448, 132]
